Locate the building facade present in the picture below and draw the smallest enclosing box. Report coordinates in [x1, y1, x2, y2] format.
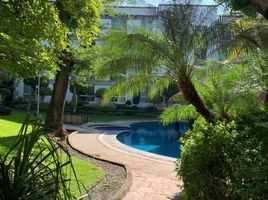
[13, 1, 219, 107]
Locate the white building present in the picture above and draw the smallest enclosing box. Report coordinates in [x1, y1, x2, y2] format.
[13, 1, 219, 107]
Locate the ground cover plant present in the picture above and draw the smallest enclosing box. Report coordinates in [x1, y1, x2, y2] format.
[0, 111, 104, 198]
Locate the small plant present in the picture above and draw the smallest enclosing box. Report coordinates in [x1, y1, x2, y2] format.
[147, 95, 163, 107]
[40, 86, 53, 96]
[132, 94, 140, 105]
[95, 88, 107, 104]
[13, 97, 26, 104]
[125, 100, 132, 106]
[0, 88, 12, 115]
[0, 115, 83, 199]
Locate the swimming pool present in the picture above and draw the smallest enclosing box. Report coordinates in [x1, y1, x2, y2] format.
[116, 121, 189, 158]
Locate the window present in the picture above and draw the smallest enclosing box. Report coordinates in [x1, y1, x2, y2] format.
[140, 91, 147, 103]
[218, 53, 225, 61]
[101, 21, 109, 30]
[23, 83, 32, 96]
[142, 20, 154, 31]
[111, 19, 127, 30]
[23, 83, 35, 100]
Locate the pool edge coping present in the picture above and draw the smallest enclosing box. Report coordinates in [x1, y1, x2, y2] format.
[97, 120, 177, 166]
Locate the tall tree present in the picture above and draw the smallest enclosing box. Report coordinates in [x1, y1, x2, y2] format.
[0, 1, 64, 77]
[94, 4, 218, 123]
[44, 1, 103, 137]
[0, 0, 104, 137]
[215, 16, 268, 108]
[218, 0, 268, 20]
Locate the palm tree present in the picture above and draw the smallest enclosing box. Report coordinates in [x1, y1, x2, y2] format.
[216, 16, 268, 108]
[93, 3, 219, 123]
[160, 60, 260, 124]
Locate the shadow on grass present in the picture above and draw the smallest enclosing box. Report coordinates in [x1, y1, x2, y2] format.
[0, 111, 29, 124]
[0, 135, 20, 155]
[0, 110, 44, 125]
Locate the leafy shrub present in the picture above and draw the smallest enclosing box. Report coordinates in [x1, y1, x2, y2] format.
[0, 88, 11, 102]
[70, 83, 94, 95]
[40, 86, 53, 96]
[13, 97, 26, 104]
[95, 88, 107, 98]
[0, 80, 14, 103]
[125, 100, 132, 106]
[81, 103, 116, 111]
[38, 102, 50, 111]
[147, 95, 164, 106]
[11, 103, 49, 112]
[0, 106, 12, 115]
[178, 115, 268, 200]
[115, 104, 130, 110]
[132, 94, 140, 105]
[0, 116, 82, 199]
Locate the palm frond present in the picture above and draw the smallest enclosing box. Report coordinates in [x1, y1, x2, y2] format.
[160, 104, 199, 125]
[102, 74, 170, 104]
[0, 115, 81, 200]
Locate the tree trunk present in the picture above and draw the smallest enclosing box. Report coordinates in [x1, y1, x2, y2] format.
[179, 76, 214, 123]
[45, 52, 74, 137]
[264, 88, 268, 109]
[251, 0, 268, 20]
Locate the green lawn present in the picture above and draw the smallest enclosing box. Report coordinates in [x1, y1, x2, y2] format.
[0, 111, 104, 198]
[0, 111, 29, 137]
[0, 110, 156, 196]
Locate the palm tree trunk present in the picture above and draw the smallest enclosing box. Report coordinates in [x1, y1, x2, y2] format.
[251, 0, 268, 20]
[265, 88, 268, 108]
[179, 76, 214, 123]
[44, 52, 74, 137]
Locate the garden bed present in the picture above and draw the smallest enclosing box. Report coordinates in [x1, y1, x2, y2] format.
[64, 113, 89, 124]
[62, 137, 127, 200]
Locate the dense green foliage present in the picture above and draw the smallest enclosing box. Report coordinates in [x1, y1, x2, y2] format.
[70, 83, 94, 95]
[178, 111, 268, 200]
[218, 0, 253, 14]
[217, 0, 268, 20]
[0, 80, 13, 103]
[0, 111, 105, 198]
[0, 0, 104, 77]
[1, 0, 106, 134]
[93, 4, 220, 122]
[95, 88, 107, 99]
[132, 94, 140, 105]
[0, 117, 79, 199]
[0, 88, 11, 102]
[40, 87, 53, 96]
[147, 94, 163, 107]
[0, 1, 66, 77]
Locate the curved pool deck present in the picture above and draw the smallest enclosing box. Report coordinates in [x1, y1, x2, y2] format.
[66, 121, 182, 200]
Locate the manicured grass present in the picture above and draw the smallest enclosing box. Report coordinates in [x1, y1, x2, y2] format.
[0, 111, 104, 198]
[70, 157, 104, 197]
[89, 113, 157, 122]
[0, 110, 156, 196]
[0, 111, 30, 137]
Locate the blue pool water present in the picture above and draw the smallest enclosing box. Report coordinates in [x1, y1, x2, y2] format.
[116, 122, 189, 158]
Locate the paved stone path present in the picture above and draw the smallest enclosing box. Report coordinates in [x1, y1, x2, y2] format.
[67, 125, 182, 200]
